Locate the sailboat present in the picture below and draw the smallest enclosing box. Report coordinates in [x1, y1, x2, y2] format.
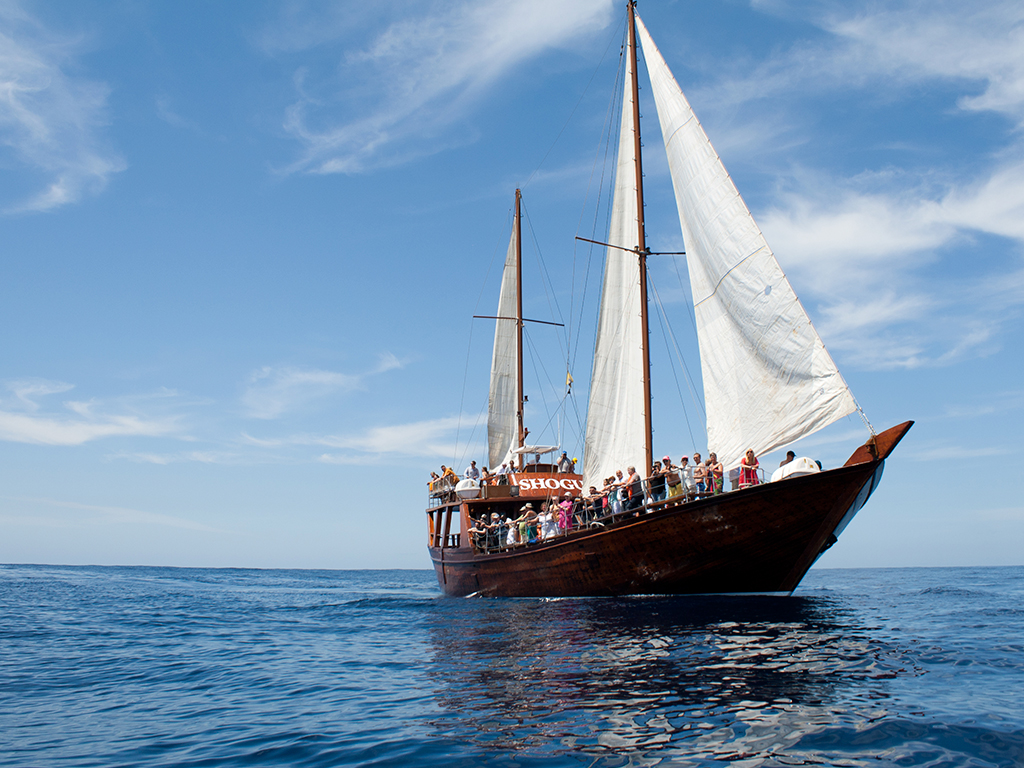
[425, 2, 911, 598]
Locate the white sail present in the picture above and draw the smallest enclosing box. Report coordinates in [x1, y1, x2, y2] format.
[582, 32, 647, 491]
[487, 227, 519, 470]
[635, 14, 858, 467]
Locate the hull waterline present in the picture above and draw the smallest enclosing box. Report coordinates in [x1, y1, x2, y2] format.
[428, 422, 911, 598]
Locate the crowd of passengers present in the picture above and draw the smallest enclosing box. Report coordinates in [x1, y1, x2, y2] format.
[456, 448, 794, 552]
[427, 452, 577, 493]
[431, 448, 774, 499]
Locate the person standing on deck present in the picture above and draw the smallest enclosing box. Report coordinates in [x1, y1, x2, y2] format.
[465, 461, 480, 481]
[709, 453, 724, 495]
[648, 461, 667, 503]
[692, 454, 707, 495]
[625, 466, 644, 514]
[679, 456, 695, 497]
[557, 452, 574, 473]
[558, 492, 575, 533]
[740, 449, 761, 488]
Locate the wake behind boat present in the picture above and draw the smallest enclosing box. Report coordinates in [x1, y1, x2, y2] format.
[426, 2, 911, 598]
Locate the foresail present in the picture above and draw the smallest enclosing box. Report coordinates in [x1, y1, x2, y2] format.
[635, 14, 858, 467]
[582, 40, 647, 491]
[488, 228, 518, 470]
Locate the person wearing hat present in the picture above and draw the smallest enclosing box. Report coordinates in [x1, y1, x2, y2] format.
[466, 516, 489, 551]
[647, 460, 666, 504]
[557, 451, 574, 473]
[488, 512, 503, 550]
[516, 503, 534, 544]
[504, 516, 517, 546]
[523, 505, 539, 544]
[558, 492, 575, 533]
[539, 502, 558, 541]
[663, 455, 682, 498]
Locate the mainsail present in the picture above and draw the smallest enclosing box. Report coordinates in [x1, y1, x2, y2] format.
[487, 226, 519, 470]
[581, 28, 647, 491]
[634, 13, 859, 467]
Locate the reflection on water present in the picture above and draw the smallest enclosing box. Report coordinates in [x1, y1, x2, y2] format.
[423, 593, 1015, 766]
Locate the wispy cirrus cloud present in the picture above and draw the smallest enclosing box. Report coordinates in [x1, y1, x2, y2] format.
[241, 353, 404, 419]
[758, 161, 1024, 368]
[264, 0, 614, 174]
[0, 379, 182, 445]
[243, 414, 469, 463]
[4, 378, 75, 409]
[675, 0, 1024, 370]
[0, 496, 222, 532]
[107, 450, 243, 466]
[0, 1, 125, 212]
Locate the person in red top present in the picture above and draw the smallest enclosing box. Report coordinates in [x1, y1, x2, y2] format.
[740, 448, 760, 488]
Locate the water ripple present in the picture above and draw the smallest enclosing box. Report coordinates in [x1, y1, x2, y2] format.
[0, 565, 1022, 767]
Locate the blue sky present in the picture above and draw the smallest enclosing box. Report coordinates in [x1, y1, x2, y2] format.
[1, 0, 1022, 570]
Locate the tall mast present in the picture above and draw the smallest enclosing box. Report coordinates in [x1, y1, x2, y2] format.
[515, 188, 526, 471]
[628, 2, 654, 475]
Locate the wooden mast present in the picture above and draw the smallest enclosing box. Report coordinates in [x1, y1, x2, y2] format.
[515, 188, 526, 471]
[628, 2, 654, 476]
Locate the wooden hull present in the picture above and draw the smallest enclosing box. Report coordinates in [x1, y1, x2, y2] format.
[428, 422, 912, 598]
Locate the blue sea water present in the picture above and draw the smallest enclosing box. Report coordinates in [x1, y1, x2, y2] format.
[0, 566, 1021, 767]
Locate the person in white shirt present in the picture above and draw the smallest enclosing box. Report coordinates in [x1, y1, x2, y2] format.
[539, 502, 558, 540]
[680, 455, 695, 496]
[556, 452, 574, 473]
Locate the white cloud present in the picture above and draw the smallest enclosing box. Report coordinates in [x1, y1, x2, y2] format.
[904, 442, 1010, 462]
[242, 366, 359, 419]
[245, 415, 468, 463]
[0, 495, 222, 532]
[0, 381, 185, 445]
[735, 1, 1024, 127]
[645, 2, 1024, 370]
[3, 378, 74, 410]
[0, 407, 178, 445]
[823, 1, 1024, 124]
[0, 1, 125, 212]
[108, 450, 242, 466]
[241, 356, 405, 419]
[757, 164, 1024, 368]
[270, 0, 615, 173]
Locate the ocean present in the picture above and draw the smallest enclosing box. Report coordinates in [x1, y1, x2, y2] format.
[0, 565, 1021, 767]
